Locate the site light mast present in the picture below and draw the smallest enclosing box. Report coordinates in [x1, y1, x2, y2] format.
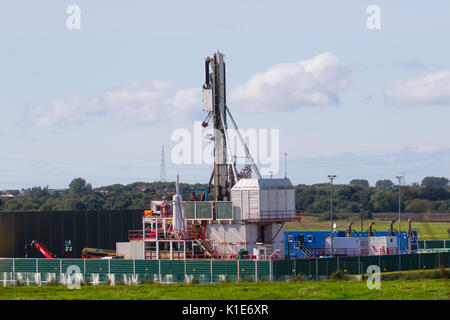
[396, 175, 403, 252]
[328, 174, 336, 257]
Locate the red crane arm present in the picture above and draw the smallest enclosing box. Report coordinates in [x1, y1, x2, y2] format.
[33, 241, 54, 259]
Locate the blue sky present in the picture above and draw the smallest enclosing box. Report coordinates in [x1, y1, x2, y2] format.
[1, 1, 450, 189]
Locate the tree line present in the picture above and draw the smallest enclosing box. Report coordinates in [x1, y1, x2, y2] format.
[0, 176, 449, 215]
[296, 177, 450, 220]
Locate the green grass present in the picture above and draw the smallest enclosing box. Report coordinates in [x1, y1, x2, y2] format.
[0, 279, 448, 300]
[286, 216, 450, 239]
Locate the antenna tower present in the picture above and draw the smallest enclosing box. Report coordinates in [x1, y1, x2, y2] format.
[160, 145, 166, 182]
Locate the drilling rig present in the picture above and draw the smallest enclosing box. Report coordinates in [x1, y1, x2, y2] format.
[123, 51, 297, 260]
[202, 51, 261, 201]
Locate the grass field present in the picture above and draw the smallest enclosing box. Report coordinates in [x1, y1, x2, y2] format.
[286, 216, 450, 239]
[0, 279, 448, 300]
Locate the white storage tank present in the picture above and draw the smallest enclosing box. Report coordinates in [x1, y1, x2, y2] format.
[230, 178, 296, 221]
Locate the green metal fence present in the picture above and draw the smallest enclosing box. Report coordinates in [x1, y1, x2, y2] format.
[418, 240, 450, 250]
[0, 252, 448, 285]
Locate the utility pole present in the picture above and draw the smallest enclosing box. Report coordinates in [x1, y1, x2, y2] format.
[284, 152, 288, 179]
[396, 175, 403, 251]
[328, 174, 336, 256]
[160, 145, 166, 182]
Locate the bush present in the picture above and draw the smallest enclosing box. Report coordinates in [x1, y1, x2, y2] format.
[190, 277, 200, 284]
[293, 273, 305, 282]
[47, 278, 58, 286]
[139, 279, 155, 285]
[330, 270, 349, 281]
[104, 279, 113, 286]
[392, 269, 449, 280]
[240, 276, 254, 283]
[116, 279, 125, 285]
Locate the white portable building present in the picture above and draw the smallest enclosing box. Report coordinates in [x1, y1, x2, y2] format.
[325, 236, 398, 256]
[230, 178, 296, 221]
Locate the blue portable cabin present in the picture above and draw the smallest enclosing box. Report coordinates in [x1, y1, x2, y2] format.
[284, 230, 418, 258]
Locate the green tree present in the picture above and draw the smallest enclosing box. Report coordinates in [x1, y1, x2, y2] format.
[349, 179, 370, 188]
[375, 179, 394, 189]
[370, 189, 399, 212]
[80, 194, 105, 210]
[1, 199, 23, 211]
[420, 186, 450, 201]
[69, 178, 92, 195]
[58, 198, 87, 211]
[405, 199, 431, 213]
[421, 176, 449, 188]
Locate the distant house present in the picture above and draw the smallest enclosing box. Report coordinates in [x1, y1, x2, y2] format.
[97, 190, 110, 197]
[5, 190, 20, 196]
[49, 188, 67, 195]
[0, 194, 15, 199]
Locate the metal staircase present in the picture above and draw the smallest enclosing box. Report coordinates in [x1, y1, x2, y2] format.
[297, 241, 314, 258]
[195, 239, 218, 258]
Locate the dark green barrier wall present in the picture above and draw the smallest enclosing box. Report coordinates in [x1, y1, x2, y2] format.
[0, 210, 142, 258]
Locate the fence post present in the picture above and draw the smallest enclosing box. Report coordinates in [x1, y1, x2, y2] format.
[108, 259, 111, 277]
[133, 259, 136, 276]
[158, 259, 161, 282]
[378, 255, 381, 271]
[358, 256, 360, 275]
[36, 258, 38, 274]
[210, 260, 213, 284]
[269, 259, 272, 282]
[309, 259, 312, 280]
[315, 258, 318, 281]
[237, 260, 240, 282]
[418, 252, 421, 269]
[255, 261, 257, 283]
[438, 253, 440, 269]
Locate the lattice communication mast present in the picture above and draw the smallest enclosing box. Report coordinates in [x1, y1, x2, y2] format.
[160, 145, 166, 182]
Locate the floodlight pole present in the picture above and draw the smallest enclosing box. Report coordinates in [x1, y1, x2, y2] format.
[284, 152, 287, 179]
[396, 176, 403, 253]
[328, 175, 336, 257]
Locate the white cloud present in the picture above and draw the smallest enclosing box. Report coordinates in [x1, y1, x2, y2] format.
[414, 145, 442, 154]
[35, 81, 201, 127]
[35, 53, 353, 126]
[230, 52, 353, 111]
[385, 70, 450, 106]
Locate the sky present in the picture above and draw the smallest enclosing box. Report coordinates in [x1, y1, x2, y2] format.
[1, 1, 450, 189]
